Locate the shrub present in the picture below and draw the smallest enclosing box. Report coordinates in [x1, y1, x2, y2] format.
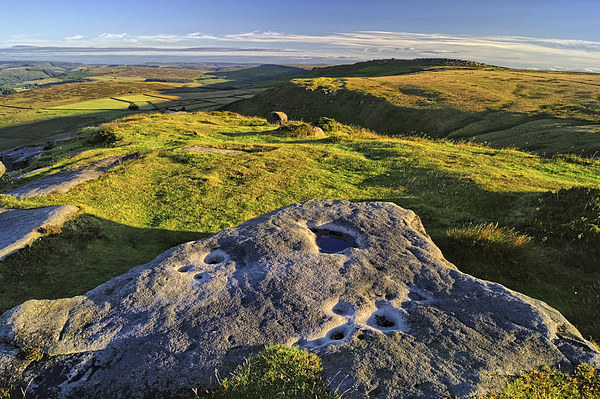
[87, 127, 117, 145]
[276, 121, 323, 138]
[313, 117, 339, 133]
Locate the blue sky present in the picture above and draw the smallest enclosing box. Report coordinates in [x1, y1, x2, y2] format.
[1, 0, 600, 71]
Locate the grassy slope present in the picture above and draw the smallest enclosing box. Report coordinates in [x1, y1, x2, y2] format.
[0, 111, 599, 343]
[225, 66, 600, 156]
[0, 74, 265, 152]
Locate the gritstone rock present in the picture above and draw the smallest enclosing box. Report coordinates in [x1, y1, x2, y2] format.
[0, 146, 45, 172]
[0, 200, 598, 398]
[0, 205, 79, 261]
[3, 154, 138, 199]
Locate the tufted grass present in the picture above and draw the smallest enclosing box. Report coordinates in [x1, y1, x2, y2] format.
[203, 345, 340, 399]
[484, 364, 600, 399]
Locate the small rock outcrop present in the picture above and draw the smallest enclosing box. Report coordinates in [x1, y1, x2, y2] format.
[0, 205, 79, 260]
[0, 200, 598, 398]
[0, 145, 45, 172]
[3, 154, 138, 199]
[0, 161, 5, 178]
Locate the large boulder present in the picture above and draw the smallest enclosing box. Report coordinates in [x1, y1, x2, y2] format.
[0, 200, 598, 398]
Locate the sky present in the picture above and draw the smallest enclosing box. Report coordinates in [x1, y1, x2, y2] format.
[1, 0, 600, 71]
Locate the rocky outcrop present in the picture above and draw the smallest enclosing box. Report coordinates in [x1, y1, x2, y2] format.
[0, 205, 79, 261]
[0, 145, 45, 172]
[3, 154, 138, 199]
[0, 200, 598, 398]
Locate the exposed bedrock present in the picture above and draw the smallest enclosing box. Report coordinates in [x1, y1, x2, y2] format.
[0, 200, 598, 398]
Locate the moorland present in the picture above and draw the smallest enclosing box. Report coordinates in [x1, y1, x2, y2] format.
[0, 58, 599, 397]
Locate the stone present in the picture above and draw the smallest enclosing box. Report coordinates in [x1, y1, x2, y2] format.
[0, 145, 45, 172]
[3, 154, 138, 199]
[0, 200, 597, 399]
[0, 161, 5, 178]
[0, 205, 79, 261]
[267, 111, 288, 125]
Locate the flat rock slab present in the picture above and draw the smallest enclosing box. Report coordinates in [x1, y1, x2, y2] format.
[0, 205, 79, 261]
[3, 154, 138, 199]
[183, 146, 246, 154]
[0, 200, 598, 399]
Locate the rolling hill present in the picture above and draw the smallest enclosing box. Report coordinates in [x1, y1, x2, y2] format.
[226, 59, 600, 156]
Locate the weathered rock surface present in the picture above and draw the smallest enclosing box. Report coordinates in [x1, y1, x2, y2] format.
[3, 154, 138, 199]
[0, 200, 598, 398]
[0, 161, 5, 178]
[0, 205, 79, 261]
[0, 145, 45, 172]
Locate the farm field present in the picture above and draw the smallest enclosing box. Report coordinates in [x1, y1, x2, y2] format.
[0, 65, 272, 152]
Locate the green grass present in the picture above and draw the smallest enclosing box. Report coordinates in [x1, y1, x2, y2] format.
[207, 65, 307, 88]
[484, 364, 600, 399]
[203, 345, 340, 399]
[226, 66, 600, 156]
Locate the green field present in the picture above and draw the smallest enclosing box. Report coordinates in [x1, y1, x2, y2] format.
[0, 69, 266, 152]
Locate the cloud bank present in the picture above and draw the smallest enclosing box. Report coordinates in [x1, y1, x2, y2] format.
[1, 31, 599, 71]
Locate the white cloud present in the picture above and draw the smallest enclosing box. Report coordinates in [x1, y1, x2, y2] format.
[1, 30, 600, 71]
[99, 33, 127, 39]
[64, 35, 83, 41]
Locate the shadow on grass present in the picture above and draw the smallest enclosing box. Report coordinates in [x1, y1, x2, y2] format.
[0, 213, 209, 315]
[0, 86, 265, 152]
[224, 82, 600, 157]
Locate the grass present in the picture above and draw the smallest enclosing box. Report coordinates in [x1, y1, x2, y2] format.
[0, 78, 266, 152]
[0, 108, 599, 397]
[202, 345, 340, 399]
[226, 66, 600, 156]
[484, 364, 600, 399]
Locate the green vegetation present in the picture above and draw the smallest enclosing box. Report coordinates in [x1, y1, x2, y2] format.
[203, 345, 339, 399]
[485, 364, 600, 398]
[226, 65, 600, 156]
[207, 64, 308, 88]
[302, 58, 488, 78]
[0, 69, 266, 151]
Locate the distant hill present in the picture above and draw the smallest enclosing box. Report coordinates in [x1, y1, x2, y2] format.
[0, 61, 86, 86]
[225, 59, 600, 156]
[302, 58, 489, 78]
[205, 64, 309, 88]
